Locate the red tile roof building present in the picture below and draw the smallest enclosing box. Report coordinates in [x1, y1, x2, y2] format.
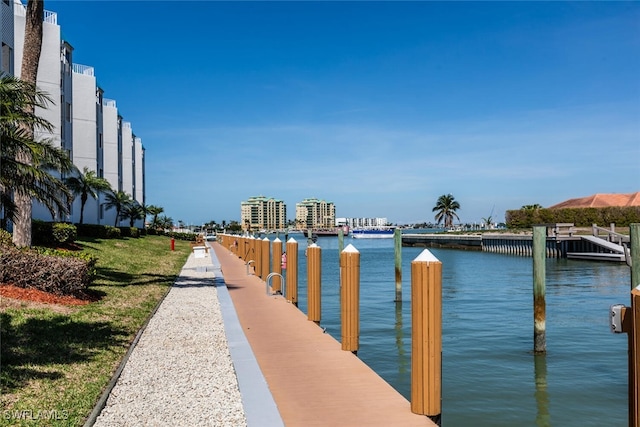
[548, 192, 640, 209]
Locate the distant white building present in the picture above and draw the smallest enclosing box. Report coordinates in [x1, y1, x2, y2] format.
[344, 217, 389, 228]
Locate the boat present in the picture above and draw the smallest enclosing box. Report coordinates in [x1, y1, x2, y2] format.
[351, 227, 396, 239]
[303, 225, 350, 237]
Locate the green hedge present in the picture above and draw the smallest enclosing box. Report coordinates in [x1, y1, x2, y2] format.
[32, 220, 77, 246]
[506, 206, 640, 228]
[76, 223, 121, 239]
[118, 227, 140, 238]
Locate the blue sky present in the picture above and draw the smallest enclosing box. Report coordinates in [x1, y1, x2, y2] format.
[48, 1, 639, 226]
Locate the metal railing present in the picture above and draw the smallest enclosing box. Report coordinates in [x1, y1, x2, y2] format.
[592, 223, 630, 245]
[72, 63, 94, 76]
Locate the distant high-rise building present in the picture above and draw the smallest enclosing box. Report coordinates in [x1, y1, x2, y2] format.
[295, 198, 335, 230]
[240, 196, 286, 231]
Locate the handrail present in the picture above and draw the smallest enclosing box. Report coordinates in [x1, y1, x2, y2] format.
[592, 224, 630, 245]
[245, 260, 255, 275]
[265, 273, 285, 297]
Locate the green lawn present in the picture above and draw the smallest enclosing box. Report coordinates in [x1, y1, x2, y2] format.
[0, 235, 191, 426]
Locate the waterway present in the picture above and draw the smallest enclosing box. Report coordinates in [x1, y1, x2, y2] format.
[284, 232, 629, 426]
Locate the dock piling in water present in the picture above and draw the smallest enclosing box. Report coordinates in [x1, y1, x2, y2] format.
[533, 226, 547, 354]
[395, 228, 402, 302]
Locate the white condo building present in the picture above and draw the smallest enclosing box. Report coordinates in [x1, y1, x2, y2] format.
[295, 198, 336, 230]
[5, 1, 146, 227]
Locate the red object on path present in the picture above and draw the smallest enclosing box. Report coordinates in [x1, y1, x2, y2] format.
[171, 238, 175, 251]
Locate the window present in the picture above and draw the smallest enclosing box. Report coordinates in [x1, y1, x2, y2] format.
[2, 43, 12, 74]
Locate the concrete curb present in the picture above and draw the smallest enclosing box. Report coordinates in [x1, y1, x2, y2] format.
[207, 245, 284, 427]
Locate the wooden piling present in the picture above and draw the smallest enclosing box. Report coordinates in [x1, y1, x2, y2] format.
[340, 244, 360, 353]
[533, 226, 546, 354]
[631, 285, 640, 427]
[286, 238, 299, 306]
[254, 236, 262, 278]
[395, 228, 402, 302]
[272, 238, 283, 293]
[410, 249, 442, 425]
[629, 223, 640, 427]
[261, 237, 270, 281]
[307, 243, 322, 324]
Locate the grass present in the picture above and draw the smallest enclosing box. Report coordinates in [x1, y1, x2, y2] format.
[0, 235, 192, 426]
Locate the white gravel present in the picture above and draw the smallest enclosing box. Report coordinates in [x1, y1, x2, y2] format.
[92, 252, 247, 427]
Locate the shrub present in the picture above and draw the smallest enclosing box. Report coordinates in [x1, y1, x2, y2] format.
[52, 223, 77, 244]
[506, 206, 640, 228]
[77, 223, 121, 239]
[0, 246, 92, 296]
[0, 229, 13, 247]
[118, 227, 140, 238]
[33, 247, 98, 281]
[32, 220, 54, 245]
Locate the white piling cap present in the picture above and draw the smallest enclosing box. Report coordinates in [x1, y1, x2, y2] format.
[273, 237, 281, 243]
[309, 242, 319, 248]
[263, 237, 269, 241]
[287, 237, 298, 243]
[414, 249, 440, 262]
[342, 243, 359, 253]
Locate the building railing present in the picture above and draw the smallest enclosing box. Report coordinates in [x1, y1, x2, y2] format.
[72, 63, 95, 76]
[103, 99, 116, 108]
[14, 3, 57, 25]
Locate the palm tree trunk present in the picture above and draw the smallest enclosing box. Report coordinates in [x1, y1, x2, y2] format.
[13, 0, 44, 248]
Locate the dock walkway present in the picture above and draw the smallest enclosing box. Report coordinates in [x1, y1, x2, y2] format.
[210, 242, 436, 427]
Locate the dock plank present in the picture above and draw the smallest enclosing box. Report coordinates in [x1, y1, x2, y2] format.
[212, 242, 437, 427]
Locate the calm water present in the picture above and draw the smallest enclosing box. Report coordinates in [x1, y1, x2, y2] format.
[281, 233, 630, 427]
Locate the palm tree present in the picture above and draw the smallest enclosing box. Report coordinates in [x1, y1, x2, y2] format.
[146, 205, 164, 229]
[64, 166, 112, 224]
[481, 215, 493, 229]
[1, 74, 73, 240]
[157, 215, 173, 231]
[521, 204, 542, 211]
[432, 194, 461, 228]
[12, 0, 45, 247]
[104, 190, 132, 227]
[120, 201, 145, 228]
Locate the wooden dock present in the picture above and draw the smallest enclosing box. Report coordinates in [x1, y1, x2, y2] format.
[211, 242, 437, 427]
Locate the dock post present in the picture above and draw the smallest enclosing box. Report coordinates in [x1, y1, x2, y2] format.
[307, 243, 322, 324]
[394, 228, 402, 302]
[286, 238, 299, 307]
[340, 244, 360, 354]
[261, 237, 270, 281]
[631, 224, 640, 290]
[629, 223, 640, 426]
[272, 238, 283, 294]
[410, 249, 442, 425]
[630, 285, 640, 427]
[254, 236, 263, 279]
[533, 226, 546, 354]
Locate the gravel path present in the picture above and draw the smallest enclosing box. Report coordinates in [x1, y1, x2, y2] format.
[91, 251, 247, 427]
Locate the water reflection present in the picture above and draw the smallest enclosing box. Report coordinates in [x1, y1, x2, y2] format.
[395, 301, 408, 378]
[534, 354, 550, 427]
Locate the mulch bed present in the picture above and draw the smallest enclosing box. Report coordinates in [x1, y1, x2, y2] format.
[0, 284, 100, 306]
